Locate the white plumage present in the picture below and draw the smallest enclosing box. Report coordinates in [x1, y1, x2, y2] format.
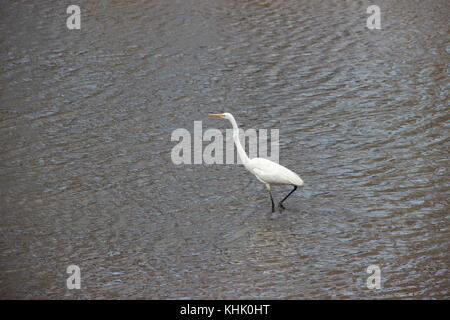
[250, 157, 303, 186]
[209, 112, 304, 212]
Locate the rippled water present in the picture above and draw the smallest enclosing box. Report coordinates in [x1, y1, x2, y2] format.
[0, 0, 448, 299]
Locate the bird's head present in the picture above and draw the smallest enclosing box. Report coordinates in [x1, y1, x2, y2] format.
[209, 113, 233, 120]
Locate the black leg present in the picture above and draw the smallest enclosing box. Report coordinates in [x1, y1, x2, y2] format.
[279, 186, 297, 208]
[269, 191, 275, 213]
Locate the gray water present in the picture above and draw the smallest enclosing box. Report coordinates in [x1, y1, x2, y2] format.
[0, 0, 449, 299]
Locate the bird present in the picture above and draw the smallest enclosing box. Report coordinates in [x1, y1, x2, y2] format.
[209, 113, 304, 212]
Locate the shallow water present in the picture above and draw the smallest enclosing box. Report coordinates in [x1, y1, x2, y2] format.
[0, 0, 448, 299]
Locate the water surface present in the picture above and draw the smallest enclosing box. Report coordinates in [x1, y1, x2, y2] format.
[0, 0, 448, 299]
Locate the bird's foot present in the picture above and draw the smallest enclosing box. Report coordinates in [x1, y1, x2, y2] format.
[278, 202, 285, 210]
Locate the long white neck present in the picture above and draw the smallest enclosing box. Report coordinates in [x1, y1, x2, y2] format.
[227, 115, 250, 166]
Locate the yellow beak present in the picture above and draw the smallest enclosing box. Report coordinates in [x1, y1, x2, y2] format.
[209, 113, 225, 117]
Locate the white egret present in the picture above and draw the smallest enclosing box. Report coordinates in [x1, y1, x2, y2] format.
[209, 113, 304, 212]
